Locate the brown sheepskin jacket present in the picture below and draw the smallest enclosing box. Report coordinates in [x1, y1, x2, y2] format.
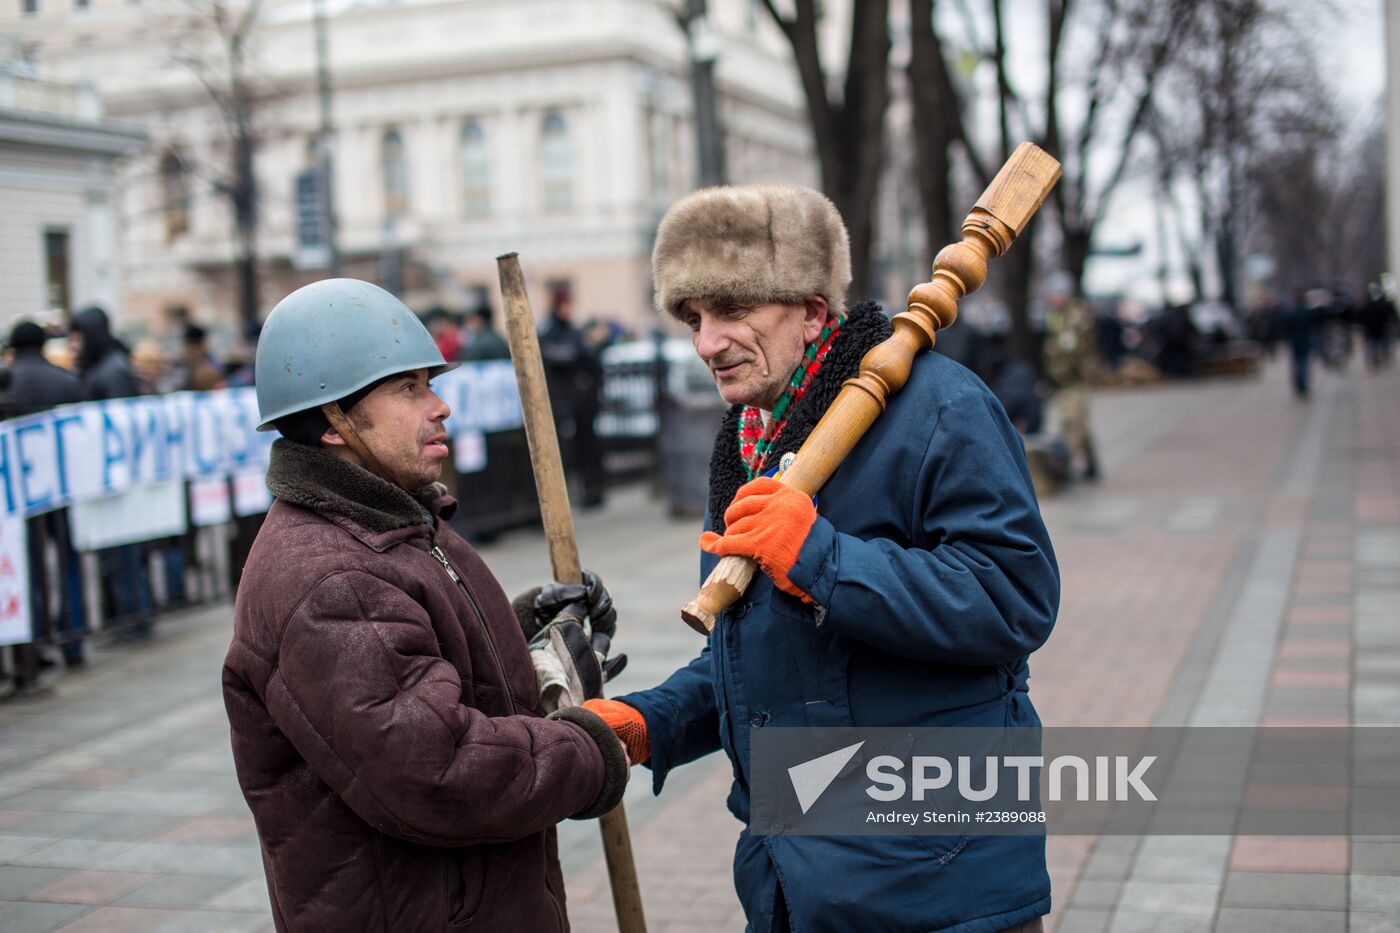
[223, 440, 628, 932]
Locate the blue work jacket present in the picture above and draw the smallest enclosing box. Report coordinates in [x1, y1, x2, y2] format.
[619, 351, 1060, 933]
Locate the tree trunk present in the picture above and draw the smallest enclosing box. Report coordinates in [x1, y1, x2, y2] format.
[1215, 221, 1237, 311]
[760, 0, 890, 303]
[833, 0, 890, 301]
[233, 120, 259, 330]
[992, 0, 1036, 362]
[1004, 222, 1037, 363]
[1062, 229, 1092, 296]
[907, 0, 959, 253]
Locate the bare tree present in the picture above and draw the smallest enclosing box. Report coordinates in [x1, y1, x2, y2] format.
[1251, 106, 1386, 296]
[758, 0, 892, 301]
[1149, 0, 1341, 307]
[907, 0, 1194, 362]
[906, 0, 988, 248]
[1042, 0, 1198, 293]
[167, 0, 268, 330]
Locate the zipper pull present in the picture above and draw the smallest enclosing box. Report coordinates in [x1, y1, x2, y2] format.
[430, 545, 461, 584]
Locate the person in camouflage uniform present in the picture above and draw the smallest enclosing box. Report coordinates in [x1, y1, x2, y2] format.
[1043, 278, 1100, 480]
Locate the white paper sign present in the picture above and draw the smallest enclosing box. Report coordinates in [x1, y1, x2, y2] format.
[232, 469, 273, 517]
[0, 514, 31, 646]
[190, 477, 232, 527]
[454, 431, 487, 474]
[68, 480, 188, 551]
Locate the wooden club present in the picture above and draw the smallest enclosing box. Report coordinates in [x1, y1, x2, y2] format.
[680, 141, 1062, 635]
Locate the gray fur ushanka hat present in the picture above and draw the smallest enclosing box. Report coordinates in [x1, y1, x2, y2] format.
[651, 184, 851, 318]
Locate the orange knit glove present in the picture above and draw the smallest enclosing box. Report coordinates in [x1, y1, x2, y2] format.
[582, 698, 649, 765]
[698, 476, 817, 601]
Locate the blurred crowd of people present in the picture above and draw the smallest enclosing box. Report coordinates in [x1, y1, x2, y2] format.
[419, 296, 641, 509]
[0, 306, 271, 700]
[973, 277, 1399, 493]
[1247, 283, 1399, 399]
[0, 307, 207, 699]
[0, 309, 261, 420]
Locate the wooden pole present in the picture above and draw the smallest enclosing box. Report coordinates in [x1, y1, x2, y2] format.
[681, 141, 1063, 634]
[496, 253, 648, 933]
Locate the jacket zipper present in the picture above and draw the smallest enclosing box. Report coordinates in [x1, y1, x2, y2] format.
[546, 885, 565, 932]
[430, 544, 518, 717]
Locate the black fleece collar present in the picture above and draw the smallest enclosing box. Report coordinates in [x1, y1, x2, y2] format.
[706, 301, 892, 531]
[266, 438, 454, 536]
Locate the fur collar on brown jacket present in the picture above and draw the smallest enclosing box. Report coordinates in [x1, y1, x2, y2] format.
[265, 437, 448, 535]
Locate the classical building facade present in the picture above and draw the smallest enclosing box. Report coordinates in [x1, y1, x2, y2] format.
[0, 56, 144, 331]
[3, 0, 816, 343]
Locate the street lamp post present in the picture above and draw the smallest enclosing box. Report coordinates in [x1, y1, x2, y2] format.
[683, 0, 726, 188]
[313, 0, 341, 276]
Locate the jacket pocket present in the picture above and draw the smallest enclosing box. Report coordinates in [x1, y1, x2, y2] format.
[445, 847, 487, 928]
[769, 590, 853, 729]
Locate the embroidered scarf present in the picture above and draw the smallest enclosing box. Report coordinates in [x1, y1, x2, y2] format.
[737, 313, 847, 479]
[708, 302, 892, 532]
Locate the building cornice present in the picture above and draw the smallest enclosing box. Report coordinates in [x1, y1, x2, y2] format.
[99, 35, 802, 125]
[0, 106, 146, 155]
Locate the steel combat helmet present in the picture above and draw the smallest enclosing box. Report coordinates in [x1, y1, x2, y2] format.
[254, 278, 458, 430]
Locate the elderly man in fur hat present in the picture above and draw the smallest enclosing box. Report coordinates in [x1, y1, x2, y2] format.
[583, 185, 1060, 933]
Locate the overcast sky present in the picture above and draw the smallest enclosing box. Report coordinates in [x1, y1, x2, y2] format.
[1320, 0, 1387, 117]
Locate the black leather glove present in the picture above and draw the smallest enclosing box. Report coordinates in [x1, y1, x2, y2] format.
[512, 570, 624, 681]
[511, 571, 626, 709]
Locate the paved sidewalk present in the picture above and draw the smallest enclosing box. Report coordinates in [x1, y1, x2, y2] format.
[0, 357, 1395, 932]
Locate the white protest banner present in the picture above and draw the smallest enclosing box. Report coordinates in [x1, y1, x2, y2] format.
[0, 514, 30, 646]
[454, 431, 487, 474]
[232, 469, 273, 517]
[68, 480, 188, 552]
[190, 478, 233, 527]
[0, 363, 523, 522]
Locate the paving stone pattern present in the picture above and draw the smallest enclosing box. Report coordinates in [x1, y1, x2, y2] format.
[0, 359, 1395, 931]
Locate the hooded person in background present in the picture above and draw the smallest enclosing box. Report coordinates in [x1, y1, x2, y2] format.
[223, 278, 630, 932]
[581, 185, 1060, 932]
[1, 321, 85, 417]
[458, 304, 511, 362]
[171, 323, 224, 391]
[68, 305, 141, 401]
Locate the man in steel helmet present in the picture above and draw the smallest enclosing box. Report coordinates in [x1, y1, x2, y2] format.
[222, 279, 629, 932]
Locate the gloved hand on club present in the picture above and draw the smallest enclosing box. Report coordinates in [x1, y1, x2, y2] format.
[512, 570, 626, 712]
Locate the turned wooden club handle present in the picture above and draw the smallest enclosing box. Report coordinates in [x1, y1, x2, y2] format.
[680, 142, 1061, 635]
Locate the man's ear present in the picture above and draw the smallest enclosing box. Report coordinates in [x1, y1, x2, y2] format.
[801, 295, 830, 343]
[320, 424, 347, 447]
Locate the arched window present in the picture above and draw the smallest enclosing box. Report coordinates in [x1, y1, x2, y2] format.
[459, 120, 491, 218]
[381, 128, 409, 219]
[160, 149, 190, 241]
[540, 110, 574, 212]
